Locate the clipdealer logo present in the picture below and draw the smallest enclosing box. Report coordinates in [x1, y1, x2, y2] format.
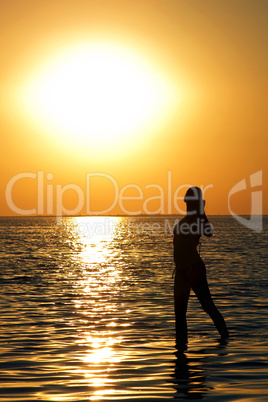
[5, 171, 213, 217]
[228, 170, 263, 232]
[4, 170, 263, 232]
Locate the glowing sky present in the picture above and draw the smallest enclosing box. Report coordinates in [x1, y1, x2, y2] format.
[1, 0, 267, 215]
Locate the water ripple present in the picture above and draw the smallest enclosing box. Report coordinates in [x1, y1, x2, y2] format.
[0, 216, 267, 401]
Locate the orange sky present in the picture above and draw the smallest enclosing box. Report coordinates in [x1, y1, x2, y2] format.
[1, 0, 267, 216]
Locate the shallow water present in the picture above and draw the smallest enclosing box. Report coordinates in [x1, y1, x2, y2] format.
[0, 216, 267, 401]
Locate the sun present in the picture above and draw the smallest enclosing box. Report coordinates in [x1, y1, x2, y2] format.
[17, 41, 178, 152]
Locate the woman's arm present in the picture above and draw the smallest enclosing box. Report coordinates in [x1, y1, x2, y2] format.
[202, 214, 213, 237]
[200, 200, 213, 237]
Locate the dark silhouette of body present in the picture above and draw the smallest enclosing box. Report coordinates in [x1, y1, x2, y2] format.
[173, 187, 229, 348]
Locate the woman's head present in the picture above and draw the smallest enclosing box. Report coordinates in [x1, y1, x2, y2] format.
[184, 186, 204, 215]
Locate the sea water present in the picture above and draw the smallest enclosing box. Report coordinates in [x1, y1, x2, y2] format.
[0, 216, 267, 401]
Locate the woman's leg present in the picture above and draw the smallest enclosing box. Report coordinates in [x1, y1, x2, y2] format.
[192, 263, 229, 339]
[174, 270, 190, 347]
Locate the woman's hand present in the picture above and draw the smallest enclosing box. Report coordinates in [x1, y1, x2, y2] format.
[200, 199, 205, 215]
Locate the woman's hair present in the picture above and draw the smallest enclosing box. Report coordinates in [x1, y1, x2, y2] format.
[184, 186, 203, 203]
[184, 187, 204, 215]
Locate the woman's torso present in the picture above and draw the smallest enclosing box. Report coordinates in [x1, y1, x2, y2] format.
[173, 217, 202, 270]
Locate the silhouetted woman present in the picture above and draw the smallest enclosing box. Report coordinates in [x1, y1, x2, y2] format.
[173, 187, 229, 349]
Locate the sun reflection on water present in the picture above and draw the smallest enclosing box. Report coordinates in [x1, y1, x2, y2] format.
[76, 331, 126, 399]
[63, 217, 127, 398]
[64, 216, 122, 264]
